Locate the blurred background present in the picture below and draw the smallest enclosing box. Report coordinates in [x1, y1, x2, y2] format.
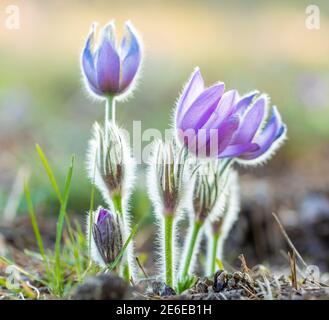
[0, 0, 329, 273]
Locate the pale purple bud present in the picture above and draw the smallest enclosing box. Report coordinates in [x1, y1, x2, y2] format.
[81, 21, 142, 99]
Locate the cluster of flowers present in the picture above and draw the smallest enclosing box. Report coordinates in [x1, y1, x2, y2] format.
[81, 21, 287, 287]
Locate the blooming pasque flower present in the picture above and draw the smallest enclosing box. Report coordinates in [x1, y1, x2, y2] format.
[82, 21, 142, 99]
[175, 68, 287, 163]
[87, 207, 123, 266]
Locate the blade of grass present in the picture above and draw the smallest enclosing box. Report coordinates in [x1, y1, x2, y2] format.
[107, 219, 142, 273]
[36, 144, 75, 236]
[73, 220, 87, 278]
[216, 258, 224, 271]
[36, 144, 83, 287]
[88, 149, 97, 261]
[74, 219, 86, 246]
[54, 155, 74, 295]
[35, 144, 63, 203]
[23, 180, 50, 276]
[70, 235, 82, 281]
[24, 249, 54, 264]
[272, 212, 307, 268]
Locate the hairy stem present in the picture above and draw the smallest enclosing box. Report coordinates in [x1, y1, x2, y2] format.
[112, 97, 116, 124]
[105, 98, 109, 149]
[105, 96, 116, 123]
[104, 96, 116, 147]
[112, 193, 123, 216]
[210, 232, 220, 275]
[181, 221, 202, 279]
[219, 158, 234, 176]
[112, 193, 131, 282]
[164, 215, 174, 287]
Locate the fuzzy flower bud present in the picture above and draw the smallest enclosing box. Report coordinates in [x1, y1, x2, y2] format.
[87, 207, 123, 267]
[87, 121, 134, 206]
[205, 170, 240, 275]
[192, 161, 229, 224]
[148, 139, 190, 217]
[147, 139, 191, 286]
[208, 170, 240, 237]
[81, 21, 142, 99]
[180, 161, 231, 278]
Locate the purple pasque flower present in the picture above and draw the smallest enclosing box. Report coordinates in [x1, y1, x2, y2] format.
[90, 207, 123, 266]
[81, 21, 142, 99]
[175, 68, 287, 162]
[229, 104, 287, 163]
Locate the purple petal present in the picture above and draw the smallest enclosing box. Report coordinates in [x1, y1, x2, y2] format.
[234, 91, 258, 115]
[178, 83, 225, 131]
[239, 106, 283, 160]
[230, 96, 266, 145]
[219, 143, 259, 158]
[272, 106, 284, 136]
[119, 22, 142, 92]
[97, 208, 109, 225]
[81, 25, 102, 94]
[200, 115, 240, 157]
[176, 68, 205, 125]
[202, 90, 237, 130]
[95, 23, 121, 93]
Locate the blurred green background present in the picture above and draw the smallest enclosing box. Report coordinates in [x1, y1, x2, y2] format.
[0, 0, 328, 224]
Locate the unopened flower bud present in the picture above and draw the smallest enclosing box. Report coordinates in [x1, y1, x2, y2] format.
[205, 170, 240, 275]
[148, 139, 190, 217]
[192, 161, 229, 224]
[88, 207, 123, 266]
[87, 121, 134, 206]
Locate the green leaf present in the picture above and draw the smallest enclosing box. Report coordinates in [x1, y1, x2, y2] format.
[35, 144, 63, 203]
[23, 180, 50, 276]
[54, 155, 74, 295]
[176, 274, 198, 294]
[216, 258, 224, 271]
[88, 149, 97, 261]
[107, 220, 142, 274]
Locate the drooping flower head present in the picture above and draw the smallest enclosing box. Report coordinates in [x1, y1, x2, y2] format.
[87, 207, 123, 267]
[175, 68, 287, 164]
[81, 21, 142, 99]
